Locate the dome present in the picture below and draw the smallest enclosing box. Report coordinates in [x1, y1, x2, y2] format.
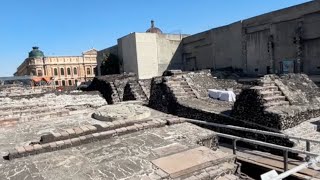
[146, 20, 163, 34]
[28, 47, 44, 58]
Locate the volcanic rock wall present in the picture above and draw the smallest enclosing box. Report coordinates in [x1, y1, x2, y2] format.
[86, 74, 152, 104]
[232, 74, 320, 130]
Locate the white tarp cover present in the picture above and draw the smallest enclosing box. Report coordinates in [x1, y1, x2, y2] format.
[208, 89, 236, 102]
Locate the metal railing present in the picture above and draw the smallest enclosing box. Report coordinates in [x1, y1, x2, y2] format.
[185, 119, 320, 175]
[186, 119, 320, 157]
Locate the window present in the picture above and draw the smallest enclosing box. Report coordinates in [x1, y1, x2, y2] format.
[67, 68, 71, 75]
[62, 80, 66, 86]
[68, 80, 72, 86]
[75, 80, 78, 86]
[74, 67, 77, 75]
[54, 68, 58, 76]
[87, 67, 91, 75]
[37, 70, 43, 76]
[60, 68, 65, 76]
[55, 81, 59, 86]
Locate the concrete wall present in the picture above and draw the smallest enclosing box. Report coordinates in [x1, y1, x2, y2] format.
[181, 1, 320, 76]
[118, 33, 139, 76]
[116, 33, 186, 79]
[182, 22, 242, 71]
[135, 33, 158, 79]
[157, 34, 186, 75]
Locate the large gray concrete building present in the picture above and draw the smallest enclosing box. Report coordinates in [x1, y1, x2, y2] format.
[182, 0, 320, 76]
[98, 1, 320, 79]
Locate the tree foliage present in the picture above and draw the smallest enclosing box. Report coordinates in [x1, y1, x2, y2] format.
[100, 53, 120, 75]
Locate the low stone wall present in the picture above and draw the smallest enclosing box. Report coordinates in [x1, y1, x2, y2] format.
[5, 117, 188, 160]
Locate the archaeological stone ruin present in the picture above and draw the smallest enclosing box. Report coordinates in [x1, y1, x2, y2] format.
[2, 70, 320, 179]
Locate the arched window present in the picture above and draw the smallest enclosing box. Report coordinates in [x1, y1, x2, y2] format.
[54, 68, 58, 76]
[74, 67, 78, 75]
[37, 70, 43, 76]
[67, 68, 71, 75]
[68, 80, 72, 86]
[62, 80, 66, 86]
[87, 67, 91, 75]
[60, 68, 65, 76]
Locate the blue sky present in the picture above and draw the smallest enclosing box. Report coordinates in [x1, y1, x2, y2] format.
[0, 0, 311, 76]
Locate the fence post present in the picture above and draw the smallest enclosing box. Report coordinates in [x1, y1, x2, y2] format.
[283, 150, 288, 171]
[232, 139, 237, 155]
[306, 141, 311, 161]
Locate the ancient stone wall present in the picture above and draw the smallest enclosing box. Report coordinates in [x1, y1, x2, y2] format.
[232, 74, 320, 130]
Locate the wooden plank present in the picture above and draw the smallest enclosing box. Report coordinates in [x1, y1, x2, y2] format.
[219, 145, 320, 179]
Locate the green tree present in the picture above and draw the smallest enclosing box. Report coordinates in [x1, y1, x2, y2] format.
[100, 53, 120, 75]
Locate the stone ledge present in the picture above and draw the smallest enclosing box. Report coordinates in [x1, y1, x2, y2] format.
[5, 117, 186, 160]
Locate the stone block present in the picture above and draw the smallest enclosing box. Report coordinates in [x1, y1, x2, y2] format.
[92, 133, 100, 140]
[112, 121, 121, 128]
[147, 121, 157, 128]
[86, 125, 97, 132]
[79, 136, 87, 143]
[84, 134, 94, 143]
[40, 133, 55, 143]
[52, 132, 62, 141]
[135, 124, 144, 130]
[15, 146, 26, 155]
[33, 144, 43, 153]
[66, 128, 76, 136]
[73, 127, 84, 135]
[118, 120, 126, 126]
[49, 142, 58, 151]
[60, 131, 70, 139]
[41, 143, 51, 152]
[106, 122, 115, 129]
[56, 141, 65, 149]
[63, 139, 72, 147]
[141, 123, 149, 129]
[80, 126, 90, 135]
[126, 125, 138, 133]
[119, 127, 128, 135]
[100, 130, 115, 139]
[70, 138, 81, 146]
[24, 145, 34, 152]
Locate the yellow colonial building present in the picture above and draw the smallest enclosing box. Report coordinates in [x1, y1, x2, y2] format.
[15, 47, 98, 87]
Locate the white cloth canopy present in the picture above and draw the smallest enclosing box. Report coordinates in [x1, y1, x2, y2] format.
[208, 89, 236, 102]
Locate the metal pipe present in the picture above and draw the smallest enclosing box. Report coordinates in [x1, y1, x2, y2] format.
[283, 150, 288, 171]
[274, 156, 320, 180]
[186, 119, 320, 144]
[232, 139, 237, 155]
[215, 132, 318, 157]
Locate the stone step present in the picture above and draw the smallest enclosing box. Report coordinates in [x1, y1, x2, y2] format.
[260, 90, 282, 97]
[263, 95, 286, 102]
[264, 101, 290, 107]
[260, 85, 278, 91]
[260, 82, 275, 87]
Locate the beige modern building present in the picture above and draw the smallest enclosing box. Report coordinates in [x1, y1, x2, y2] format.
[15, 47, 98, 86]
[97, 21, 189, 79]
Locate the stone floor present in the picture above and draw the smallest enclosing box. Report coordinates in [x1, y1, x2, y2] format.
[283, 116, 320, 154]
[0, 122, 217, 180]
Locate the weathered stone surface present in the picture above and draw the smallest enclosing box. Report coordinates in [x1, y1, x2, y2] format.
[92, 104, 151, 122]
[0, 122, 220, 180]
[152, 146, 235, 178]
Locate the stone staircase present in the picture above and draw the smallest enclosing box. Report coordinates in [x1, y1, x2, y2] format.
[109, 82, 121, 103]
[258, 81, 290, 108]
[164, 76, 197, 100]
[128, 81, 148, 101]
